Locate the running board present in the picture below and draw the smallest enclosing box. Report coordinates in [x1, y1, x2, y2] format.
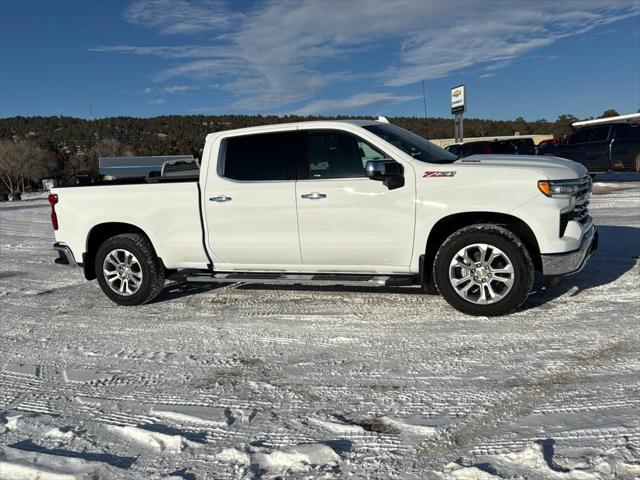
[186, 272, 418, 287]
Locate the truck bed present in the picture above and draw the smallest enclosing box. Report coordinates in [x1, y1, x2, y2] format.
[53, 181, 209, 270]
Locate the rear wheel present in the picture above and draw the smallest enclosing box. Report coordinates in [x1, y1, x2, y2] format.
[433, 225, 534, 316]
[95, 233, 165, 306]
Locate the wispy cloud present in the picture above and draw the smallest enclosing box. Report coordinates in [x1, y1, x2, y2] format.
[89, 45, 229, 58]
[94, 0, 639, 112]
[163, 85, 192, 93]
[123, 0, 241, 35]
[137, 85, 199, 94]
[384, 3, 639, 86]
[294, 92, 420, 115]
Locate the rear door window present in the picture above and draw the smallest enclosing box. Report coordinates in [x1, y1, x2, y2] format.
[586, 126, 610, 143]
[222, 131, 299, 181]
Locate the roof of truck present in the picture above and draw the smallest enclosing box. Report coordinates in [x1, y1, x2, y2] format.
[205, 119, 382, 141]
[572, 113, 640, 127]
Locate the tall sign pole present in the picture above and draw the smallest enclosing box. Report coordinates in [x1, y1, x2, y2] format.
[451, 85, 466, 143]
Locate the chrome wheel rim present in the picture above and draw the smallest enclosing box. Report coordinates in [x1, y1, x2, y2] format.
[102, 249, 143, 296]
[449, 243, 514, 305]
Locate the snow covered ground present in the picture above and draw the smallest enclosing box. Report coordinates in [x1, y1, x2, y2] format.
[0, 173, 638, 479]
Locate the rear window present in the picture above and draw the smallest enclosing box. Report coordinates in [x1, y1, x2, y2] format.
[222, 131, 299, 181]
[509, 138, 535, 154]
[488, 142, 516, 154]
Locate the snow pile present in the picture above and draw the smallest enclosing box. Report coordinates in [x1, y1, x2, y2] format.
[215, 447, 251, 465]
[250, 443, 341, 476]
[150, 404, 229, 426]
[379, 415, 440, 437]
[306, 416, 366, 435]
[106, 425, 199, 453]
[43, 427, 76, 443]
[444, 442, 640, 479]
[0, 446, 110, 480]
[0, 413, 22, 433]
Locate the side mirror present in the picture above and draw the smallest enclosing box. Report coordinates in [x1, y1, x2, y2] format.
[365, 160, 404, 190]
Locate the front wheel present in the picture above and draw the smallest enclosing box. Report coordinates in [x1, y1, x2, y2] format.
[95, 233, 165, 306]
[433, 225, 534, 316]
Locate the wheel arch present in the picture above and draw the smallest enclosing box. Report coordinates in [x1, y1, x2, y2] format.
[83, 222, 161, 280]
[422, 211, 541, 286]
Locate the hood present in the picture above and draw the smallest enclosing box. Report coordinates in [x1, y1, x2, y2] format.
[455, 155, 587, 180]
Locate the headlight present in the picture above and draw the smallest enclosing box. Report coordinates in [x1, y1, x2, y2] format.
[538, 179, 581, 197]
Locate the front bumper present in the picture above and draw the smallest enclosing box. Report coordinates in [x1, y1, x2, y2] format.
[541, 226, 598, 277]
[53, 242, 77, 267]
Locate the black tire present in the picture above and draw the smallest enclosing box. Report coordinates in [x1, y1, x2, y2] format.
[95, 233, 165, 306]
[433, 225, 534, 316]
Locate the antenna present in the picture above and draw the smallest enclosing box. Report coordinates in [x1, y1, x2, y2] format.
[421, 80, 431, 155]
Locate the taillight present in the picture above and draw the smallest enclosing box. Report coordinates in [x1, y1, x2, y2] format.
[48, 193, 59, 230]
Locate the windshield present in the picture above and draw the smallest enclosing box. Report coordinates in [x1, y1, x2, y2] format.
[363, 124, 458, 163]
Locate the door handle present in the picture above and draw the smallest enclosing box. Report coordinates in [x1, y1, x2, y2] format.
[301, 192, 327, 200]
[210, 195, 232, 202]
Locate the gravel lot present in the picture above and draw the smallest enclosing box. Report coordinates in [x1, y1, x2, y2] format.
[1, 174, 639, 479]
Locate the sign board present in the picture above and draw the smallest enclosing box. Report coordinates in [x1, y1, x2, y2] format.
[451, 85, 466, 114]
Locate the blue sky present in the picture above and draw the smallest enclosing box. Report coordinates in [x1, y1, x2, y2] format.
[1, 0, 639, 120]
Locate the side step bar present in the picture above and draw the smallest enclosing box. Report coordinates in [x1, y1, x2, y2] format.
[186, 272, 418, 287]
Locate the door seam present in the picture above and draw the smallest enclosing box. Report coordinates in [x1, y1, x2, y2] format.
[294, 181, 305, 264]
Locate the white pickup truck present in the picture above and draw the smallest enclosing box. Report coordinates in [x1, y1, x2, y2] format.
[50, 120, 597, 316]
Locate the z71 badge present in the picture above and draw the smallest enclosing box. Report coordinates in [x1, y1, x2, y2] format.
[423, 171, 456, 177]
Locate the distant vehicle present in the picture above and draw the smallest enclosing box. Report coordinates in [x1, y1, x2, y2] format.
[538, 122, 640, 172]
[50, 120, 597, 316]
[99, 155, 196, 179]
[536, 138, 558, 149]
[445, 138, 536, 158]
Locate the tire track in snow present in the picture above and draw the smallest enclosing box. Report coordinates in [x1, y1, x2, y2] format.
[416, 338, 633, 469]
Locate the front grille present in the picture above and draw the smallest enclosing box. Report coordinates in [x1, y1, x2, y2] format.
[573, 175, 593, 225]
[560, 175, 592, 236]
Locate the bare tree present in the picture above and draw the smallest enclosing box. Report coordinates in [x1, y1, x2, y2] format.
[88, 138, 133, 170]
[64, 149, 92, 178]
[0, 140, 19, 194]
[63, 138, 133, 179]
[0, 140, 54, 194]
